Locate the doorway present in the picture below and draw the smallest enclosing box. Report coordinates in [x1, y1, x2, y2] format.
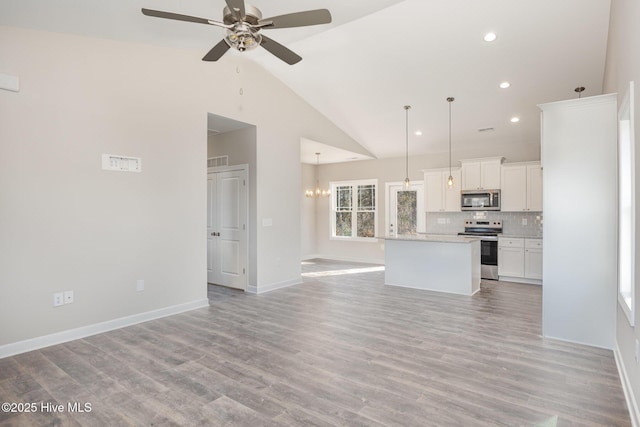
[385, 182, 425, 235]
[206, 113, 256, 292]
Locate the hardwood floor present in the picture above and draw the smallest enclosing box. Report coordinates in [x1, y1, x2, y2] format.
[0, 258, 631, 426]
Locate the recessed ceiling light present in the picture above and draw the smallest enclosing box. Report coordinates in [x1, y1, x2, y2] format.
[499, 82, 511, 89]
[510, 117, 520, 123]
[415, 131, 422, 136]
[484, 32, 497, 42]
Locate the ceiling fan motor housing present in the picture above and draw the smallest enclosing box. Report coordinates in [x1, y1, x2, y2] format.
[223, 5, 262, 25]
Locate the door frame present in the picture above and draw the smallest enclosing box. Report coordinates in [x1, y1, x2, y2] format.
[207, 164, 249, 291]
[385, 181, 425, 235]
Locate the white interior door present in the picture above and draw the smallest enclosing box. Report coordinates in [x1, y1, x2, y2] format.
[207, 168, 247, 290]
[386, 182, 424, 235]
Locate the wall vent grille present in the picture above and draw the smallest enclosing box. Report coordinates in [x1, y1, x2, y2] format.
[207, 156, 229, 168]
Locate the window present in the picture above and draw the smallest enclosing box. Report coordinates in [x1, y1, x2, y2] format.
[331, 180, 377, 240]
[618, 81, 636, 326]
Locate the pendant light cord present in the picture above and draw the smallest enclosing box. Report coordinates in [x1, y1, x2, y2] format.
[447, 97, 455, 185]
[404, 105, 410, 185]
[448, 100, 452, 177]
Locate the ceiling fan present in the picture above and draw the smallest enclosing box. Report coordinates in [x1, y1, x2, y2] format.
[141, 0, 332, 65]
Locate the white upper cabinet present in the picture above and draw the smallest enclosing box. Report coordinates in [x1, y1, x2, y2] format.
[501, 162, 542, 212]
[460, 157, 504, 190]
[424, 168, 461, 212]
[526, 164, 543, 211]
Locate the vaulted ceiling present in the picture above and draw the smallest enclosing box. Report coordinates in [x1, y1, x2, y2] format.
[1, 0, 611, 164]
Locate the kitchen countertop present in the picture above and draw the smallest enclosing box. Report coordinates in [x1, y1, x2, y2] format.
[384, 233, 479, 243]
[499, 234, 543, 239]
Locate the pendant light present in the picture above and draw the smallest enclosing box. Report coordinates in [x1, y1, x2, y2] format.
[305, 152, 330, 198]
[575, 86, 585, 98]
[403, 105, 411, 188]
[446, 97, 455, 187]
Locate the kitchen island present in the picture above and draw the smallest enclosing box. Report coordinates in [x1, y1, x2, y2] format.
[384, 234, 481, 296]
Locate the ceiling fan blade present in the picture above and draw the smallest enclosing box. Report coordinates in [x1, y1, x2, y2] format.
[141, 8, 212, 25]
[202, 40, 231, 61]
[259, 9, 331, 29]
[260, 35, 302, 65]
[224, 0, 246, 19]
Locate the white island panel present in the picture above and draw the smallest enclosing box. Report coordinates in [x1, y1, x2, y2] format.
[384, 237, 480, 296]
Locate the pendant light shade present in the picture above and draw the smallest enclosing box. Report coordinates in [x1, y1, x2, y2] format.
[403, 105, 411, 188]
[305, 152, 330, 198]
[447, 97, 455, 187]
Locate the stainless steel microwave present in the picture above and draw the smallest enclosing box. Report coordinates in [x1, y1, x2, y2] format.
[461, 190, 501, 211]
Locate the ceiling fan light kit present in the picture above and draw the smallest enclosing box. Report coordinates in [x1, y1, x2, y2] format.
[142, 1, 332, 64]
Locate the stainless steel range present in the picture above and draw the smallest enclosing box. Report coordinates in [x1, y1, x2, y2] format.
[458, 219, 502, 280]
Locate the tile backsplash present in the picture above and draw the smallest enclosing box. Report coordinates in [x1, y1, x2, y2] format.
[425, 211, 543, 237]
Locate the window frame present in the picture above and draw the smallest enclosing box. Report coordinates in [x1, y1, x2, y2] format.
[618, 81, 636, 326]
[330, 179, 379, 242]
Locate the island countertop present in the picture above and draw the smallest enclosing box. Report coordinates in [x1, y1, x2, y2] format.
[383, 233, 479, 244]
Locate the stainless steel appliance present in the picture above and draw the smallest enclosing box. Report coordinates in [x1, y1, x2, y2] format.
[458, 219, 502, 280]
[461, 190, 501, 211]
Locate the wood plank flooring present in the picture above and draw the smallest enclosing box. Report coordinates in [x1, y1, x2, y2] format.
[0, 258, 631, 426]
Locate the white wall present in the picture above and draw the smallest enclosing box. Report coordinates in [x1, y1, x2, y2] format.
[540, 95, 618, 350]
[0, 25, 362, 348]
[310, 145, 540, 263]
[603, 0, 640, 422]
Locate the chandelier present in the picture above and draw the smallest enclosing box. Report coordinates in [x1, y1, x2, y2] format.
[305, 152, 330, 198]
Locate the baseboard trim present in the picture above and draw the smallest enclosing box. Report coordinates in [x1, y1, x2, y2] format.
[498, 276, 542, 285]
[309, 254, 385, 265]
[615, 344, 640, 427]
[246, 277, 302, 295]
[0, 298, 210, 359]
[542, 333, 614, 351]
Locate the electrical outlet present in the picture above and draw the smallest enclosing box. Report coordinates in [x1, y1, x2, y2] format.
[136, 279, 145, 292]
[53, 292, 64, 307]
[63, 290, 74, 304]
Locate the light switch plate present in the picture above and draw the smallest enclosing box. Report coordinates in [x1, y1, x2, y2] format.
[102, 154, 141, 172]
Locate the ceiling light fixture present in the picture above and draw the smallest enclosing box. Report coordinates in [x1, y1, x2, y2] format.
[403, 105, 411, 189]
[415, 130, 423, 136]
[484, 32, 497, 42]
[447, 97, 455, 188]
[499, 82, 511, 89]
[305, 152, 330, 198]
[510, 117, 520, 123]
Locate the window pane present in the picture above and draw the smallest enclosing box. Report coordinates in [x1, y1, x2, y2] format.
[397, 190, 417, 234]
[337, 186, 352, 211]
[335, 212, 352, 236]
[357, 185, 375, 211]
[357, 212, 375, 237]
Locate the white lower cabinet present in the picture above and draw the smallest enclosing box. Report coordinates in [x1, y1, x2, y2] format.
[498, 237, 542, 284]
[524, 239, 543, 280]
